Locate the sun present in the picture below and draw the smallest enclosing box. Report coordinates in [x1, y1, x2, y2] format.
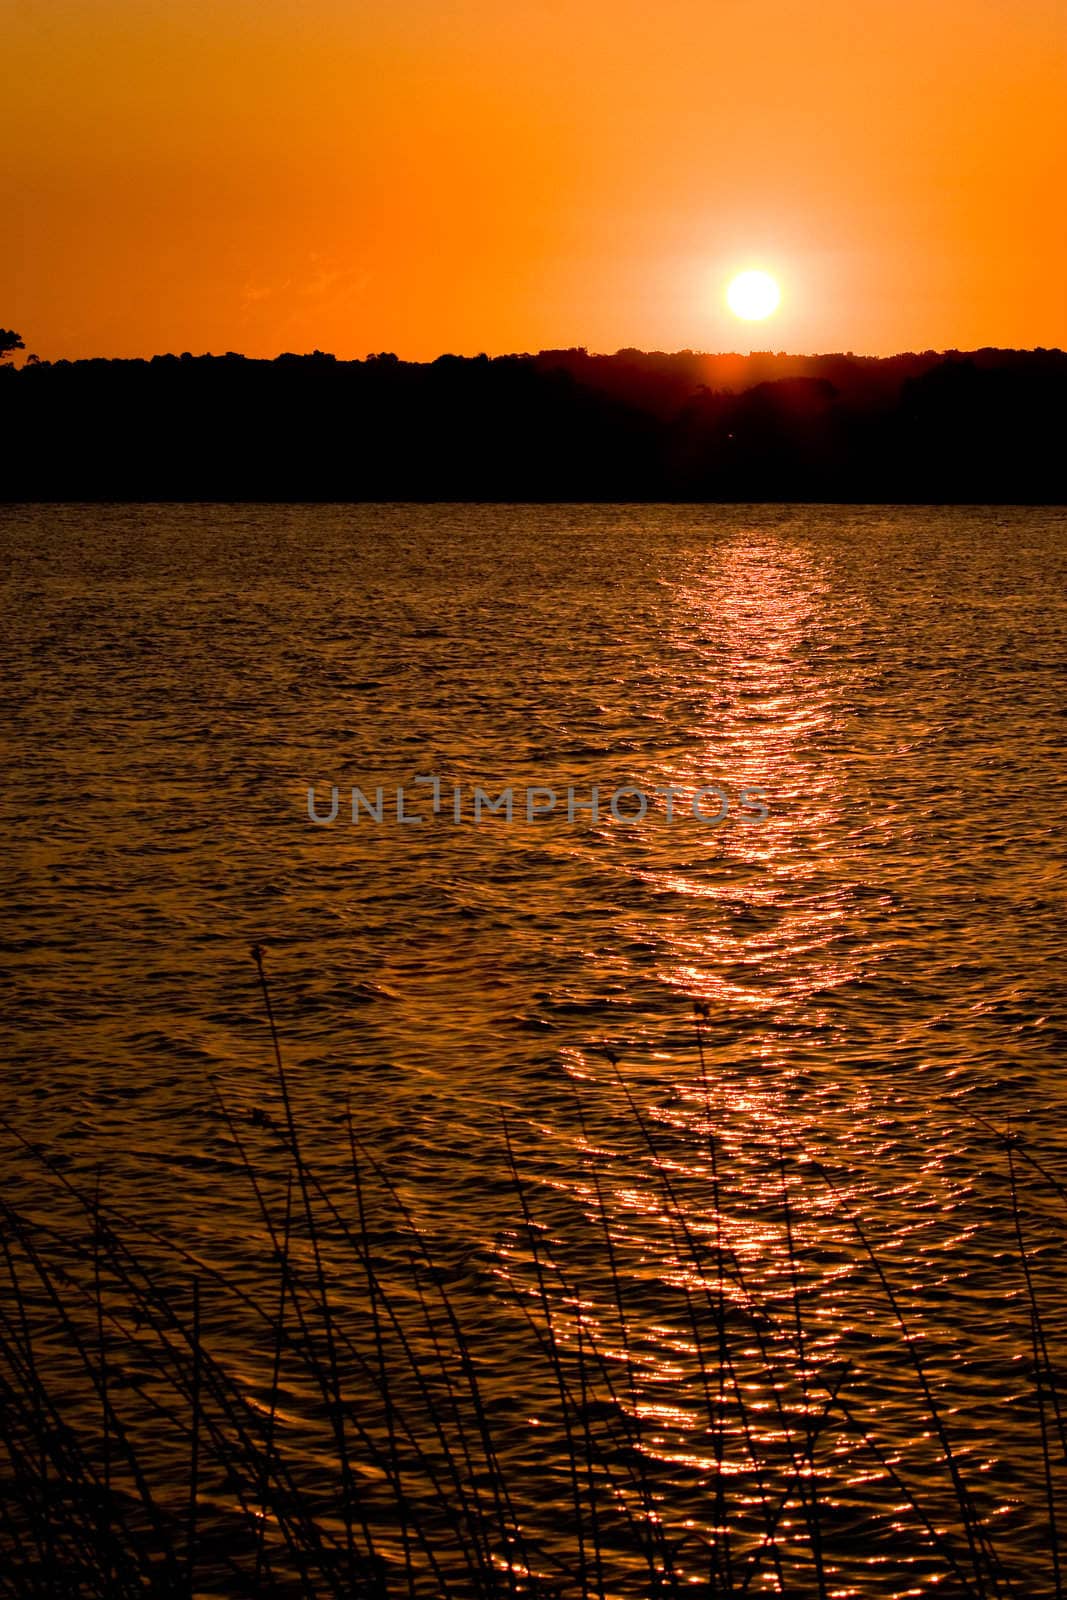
[727, 270, 781, 320]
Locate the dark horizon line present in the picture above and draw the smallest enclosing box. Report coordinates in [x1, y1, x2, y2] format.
[11, 340, 1066, 367]
[4, 341, 1064, 504]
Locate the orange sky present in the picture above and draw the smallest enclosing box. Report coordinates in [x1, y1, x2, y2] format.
[4, 0, 1066, 361]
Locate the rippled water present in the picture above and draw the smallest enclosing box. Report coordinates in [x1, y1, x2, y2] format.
[2, 503, 1066, 1596]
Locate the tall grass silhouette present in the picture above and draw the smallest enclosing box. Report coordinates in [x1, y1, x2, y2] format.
[0, 947, 1064, 1598]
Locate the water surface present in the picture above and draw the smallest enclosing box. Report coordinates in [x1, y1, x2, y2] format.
[2, 503, 1066, 1595]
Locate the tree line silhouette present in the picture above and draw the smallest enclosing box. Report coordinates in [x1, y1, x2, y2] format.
[1, 341, 1063, 500]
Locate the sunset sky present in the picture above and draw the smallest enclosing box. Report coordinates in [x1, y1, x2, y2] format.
[5, 0, 1065, 362]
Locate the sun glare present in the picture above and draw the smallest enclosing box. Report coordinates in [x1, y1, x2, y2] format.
[727, 270, 781, 321]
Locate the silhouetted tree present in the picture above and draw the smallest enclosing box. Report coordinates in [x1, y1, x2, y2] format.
[0, 329, 24, 363]
[0, 343, 1063, 499]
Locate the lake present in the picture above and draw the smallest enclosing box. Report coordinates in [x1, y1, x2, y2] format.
[2, 502, 1066, 1597]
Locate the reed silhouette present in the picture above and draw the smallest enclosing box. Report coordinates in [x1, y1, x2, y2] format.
[0, 949, 1063, 1597]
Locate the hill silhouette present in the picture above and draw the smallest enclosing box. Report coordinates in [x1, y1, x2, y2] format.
[2, 344, 1064, 501]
